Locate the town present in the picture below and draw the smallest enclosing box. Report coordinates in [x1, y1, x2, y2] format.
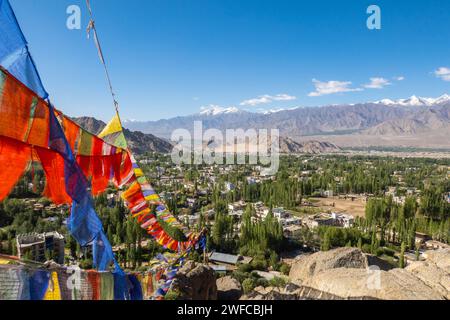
[2, 152, 448, 297]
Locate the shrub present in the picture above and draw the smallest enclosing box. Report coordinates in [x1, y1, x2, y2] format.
[269, 251, 279, 269]
[251, 258, 267, 271]
[269, 276, 287, 288]
[382, 247, 396, 257]
[375, 247, 384, 257]
[165, 290, 180, 300]
[237, 263, 253, 273]
[256, 278, 269, 288]
[280, 263, 291, 276]
[231, 271, 249, 284]
[361, 244, 372, 254]
[242, 278, 256, 294]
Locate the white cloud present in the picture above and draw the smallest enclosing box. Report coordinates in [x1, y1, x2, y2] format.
[394, 76, 405, 81]
[308, 79, 362, 97]
[434, 67, 450, 81]
[240, 94, 297, 106]
[363, 77, 392, 89]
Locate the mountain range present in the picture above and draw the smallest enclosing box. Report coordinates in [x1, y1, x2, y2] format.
[123, 95, 450, 149]
[72, 117, 173, 154]
[74, 116, 343, 155]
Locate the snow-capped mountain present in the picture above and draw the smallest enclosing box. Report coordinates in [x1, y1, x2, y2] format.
[122, 119, 139, 124]
[123, 94, 450, 149]
[375, 94, 450, 106]
[261, 108, 288, 115]
[261, 107, 300, 115]
[199, 106, 241, 116]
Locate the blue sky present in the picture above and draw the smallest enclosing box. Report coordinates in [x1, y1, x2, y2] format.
[8, 0, 450, 121]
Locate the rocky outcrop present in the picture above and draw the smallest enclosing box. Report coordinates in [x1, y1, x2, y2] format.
[405, 249, 450, 299]
[289, 247, 368, 284]
[303, 267, 444, 300]
[288, 248, 449, 300]
[241, 284, 374, 300]
[171, 262, 217, 300]
[280, 138, 341, 154]
[216, 276, 242, 300]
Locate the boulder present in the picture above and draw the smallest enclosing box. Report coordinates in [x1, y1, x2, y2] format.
[405, 249, 450, 299]
[241, 284, 371, 300]
[289, 248, 368, 284]
[171, 261, 217, 300]
[422, 248, 450, 271]
[287, 248, 449, 300]
[216, 276, 242, 300]
[303, 267, 445, 300]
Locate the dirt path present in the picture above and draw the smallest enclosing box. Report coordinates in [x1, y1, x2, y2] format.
[310, 197, 367, 217]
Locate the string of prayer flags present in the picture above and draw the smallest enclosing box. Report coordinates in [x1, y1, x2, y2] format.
[99, 113, 203, 252]
[0, 67, 133, 202]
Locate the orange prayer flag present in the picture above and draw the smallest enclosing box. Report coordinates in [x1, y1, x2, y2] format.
[0, 136, 31, 201]
[0, 72, 35, 142]
[36, 147, 72, 205]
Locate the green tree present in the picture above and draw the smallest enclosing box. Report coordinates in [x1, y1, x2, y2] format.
[399, 242, 406, 268]
[321, 230, 331, 251]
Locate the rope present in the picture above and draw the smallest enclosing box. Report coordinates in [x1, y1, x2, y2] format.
[83, 3, 209, 299]
[85, 0, 119, 113]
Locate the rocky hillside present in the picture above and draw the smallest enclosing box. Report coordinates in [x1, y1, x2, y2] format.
[73, 117, 107, 135]
[242, 247, 449, 300]
[123, 103, 410, 138]
[72, 117, 173, 155]
[170, 261, 217, 300]
[280, 138, 341, 154]
[74, 116, 342, 155]
[363, 106, 450, 136]
[124, 98, 450, 149]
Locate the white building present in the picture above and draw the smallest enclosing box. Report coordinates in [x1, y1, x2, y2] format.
[180, 214, 200, 226]
[321, 190, 334, 198]
[331, 212, 355, 228]
[273, 207, 289, 220]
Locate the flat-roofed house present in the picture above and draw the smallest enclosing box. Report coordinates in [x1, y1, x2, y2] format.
[16, 232, 65, 264]
[208, 252, 253, 271]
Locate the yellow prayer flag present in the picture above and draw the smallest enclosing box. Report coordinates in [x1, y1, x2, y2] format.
[44, 272, 62, 300]
[99, 112, 123, 138]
